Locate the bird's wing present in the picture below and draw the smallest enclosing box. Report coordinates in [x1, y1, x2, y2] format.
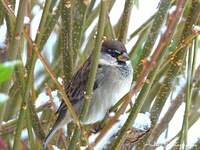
[93, 65, 105, 90]
[56, 57, 105, 114]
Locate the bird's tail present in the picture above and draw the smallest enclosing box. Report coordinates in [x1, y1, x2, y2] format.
[42, 110, 69, 149]
[42, 125, 58, 149]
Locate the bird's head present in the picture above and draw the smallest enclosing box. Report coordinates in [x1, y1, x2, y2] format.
[100, 40, 130, 66]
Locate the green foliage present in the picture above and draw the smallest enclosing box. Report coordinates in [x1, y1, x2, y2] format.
[0, 60, 20, 84]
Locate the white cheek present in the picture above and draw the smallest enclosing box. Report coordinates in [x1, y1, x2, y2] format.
[99, 53, 117, 66]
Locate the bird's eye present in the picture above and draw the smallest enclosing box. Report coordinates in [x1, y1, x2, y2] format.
[106, 49, 122, 58]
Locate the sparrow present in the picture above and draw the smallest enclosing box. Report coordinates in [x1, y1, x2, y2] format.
[43, 40, 133, 148]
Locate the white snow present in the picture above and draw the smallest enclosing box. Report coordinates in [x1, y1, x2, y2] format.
[52, 145, 61, 150]
[91, 112, 151, 149]
[192, 25, 200, 33]
[168, 5, 177, 14]
[32, 5, 41, 16]
[21, 129, 28, 140]
[109, 112, 115, 117]
[51, 90, 61, 109]
[133, 112, 151, 130]
[0, 42, 6, 49]
[57, 77, 63, 85]
[3, 60, 21, 67]
[24, 16, 30, 24]
[35, 92, 49, 108]
[0, 93, 9, 103]
[35, 90, 61, 109]
[161, 25, 167, 34]
[0, 22, 7, 47]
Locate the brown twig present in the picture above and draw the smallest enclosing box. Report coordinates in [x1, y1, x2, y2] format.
[118, 0, 134, 43]
[44, 83, 57, 112]
[149, 88, 184, 143]
[24, 31, 80, 127]
[34, 45, 81, 127]
[0, 102, 50, 135]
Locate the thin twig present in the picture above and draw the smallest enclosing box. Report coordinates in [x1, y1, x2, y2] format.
[61, 0, 74, 88]
[33, 45, 81, 127]
[118, 0, 134, 43]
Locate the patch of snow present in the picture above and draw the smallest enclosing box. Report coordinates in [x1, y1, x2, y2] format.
[88, 133, 100, 145]
[92, 112, 151, 149]
[161, 25, 167, 34]
[52, 145, 61, 150]
[57, 77, 63, 85]
[35, 92, 49, 108]
[93, 117, 123, 149]
[0, 42, 6, 49]
[51, 90, 61, 109]
[38, 0, 45, 5]
[169, 5, 177, 14]
[1, 121, 6, 125]
[8, 5, 12, 9]
[32, 5, 41, 16]
[109, 112, 115, 117]
[0, 93, 9, 103]
[3, 60, 21, 67]
[24, 16, 30, 24]
[192, 25, 200, 33]
[133, 112, 151, 130]
[0, 22, 7, 46]
[35, 90, 61, 109]
[21, 129, 28, 140]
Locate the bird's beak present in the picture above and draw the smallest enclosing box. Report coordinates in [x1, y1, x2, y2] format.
[117, 52, 129, 62]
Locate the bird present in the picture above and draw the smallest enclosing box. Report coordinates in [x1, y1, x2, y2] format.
[43, 40, 133, 149]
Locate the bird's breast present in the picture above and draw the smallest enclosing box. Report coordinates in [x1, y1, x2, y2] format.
[82, 63, 133, 124]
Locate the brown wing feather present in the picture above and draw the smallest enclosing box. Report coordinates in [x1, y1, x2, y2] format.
[56, 57, 92, 114]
